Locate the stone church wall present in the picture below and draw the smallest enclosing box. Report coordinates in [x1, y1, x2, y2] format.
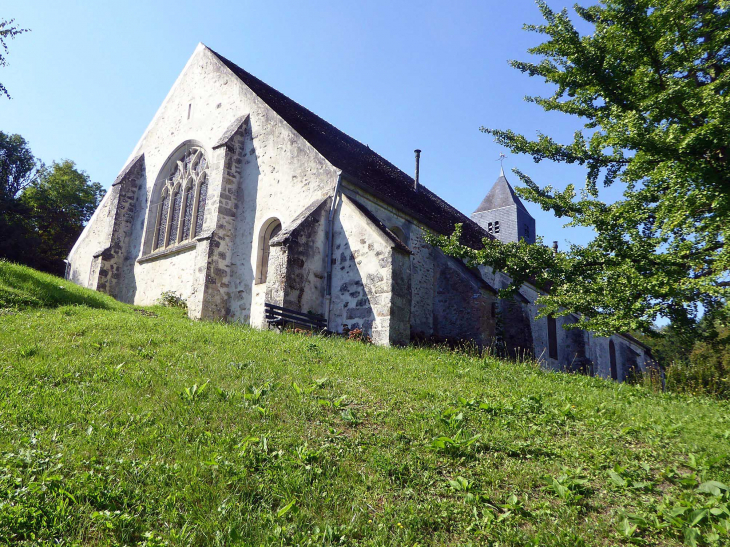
[265, 197, 329, 317]
[431, 250, 496, 346]
[337, 188, 435, 339]
[587, 334, 651, 381]
[328, 196, 411, 345]
[67, 184, 117, 287]
[338, 187, 495, 346]
[69, 44, 340, 318]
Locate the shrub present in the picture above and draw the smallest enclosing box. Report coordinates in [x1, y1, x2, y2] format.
[665, 327, 730, 400]
[157, 290, 187, 310]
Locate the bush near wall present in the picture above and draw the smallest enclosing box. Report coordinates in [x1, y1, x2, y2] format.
[665, 327, 730, 400]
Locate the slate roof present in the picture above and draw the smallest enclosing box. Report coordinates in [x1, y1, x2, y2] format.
[209, 47, 493, 249]
[474, 170, 533, 217]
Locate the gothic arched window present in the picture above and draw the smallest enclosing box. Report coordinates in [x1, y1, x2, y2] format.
[151, 146, 209, 252]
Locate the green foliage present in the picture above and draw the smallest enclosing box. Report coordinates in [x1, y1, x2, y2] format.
[157, 290, 188, 310]
[428, 0, 730, 337]
[619, 461, 730, 545]
[0, 131, 37, 202]
[1, 264, 730, 545]
[0, 133, 103, 276]
[633, 310, 730, 399]
[545, 468, 590, 505]
[19, 160, 104, 275]
[0, 132, 40, 265]
[0, 18, 28, 99]
[665, 324, 730, 399]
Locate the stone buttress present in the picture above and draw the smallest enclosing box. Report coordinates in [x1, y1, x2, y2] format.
[188, 116, 249, 320]
[88, 154, 146, 297]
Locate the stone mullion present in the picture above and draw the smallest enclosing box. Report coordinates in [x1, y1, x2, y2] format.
[176, 182, 190, 243]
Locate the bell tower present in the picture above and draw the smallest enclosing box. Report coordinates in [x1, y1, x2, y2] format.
[470, 167, 536, 244]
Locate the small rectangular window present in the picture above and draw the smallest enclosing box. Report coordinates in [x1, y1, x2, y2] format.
[494, 221, 500, 234]
[187, 103, 192, 120]
[548, 315, 558, 360]
[487, 222, 493, 234]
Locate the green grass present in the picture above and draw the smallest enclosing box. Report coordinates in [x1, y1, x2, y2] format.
[1, 261, 729, 546]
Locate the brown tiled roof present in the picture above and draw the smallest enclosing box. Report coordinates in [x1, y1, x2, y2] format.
[209, 47, 493, 249]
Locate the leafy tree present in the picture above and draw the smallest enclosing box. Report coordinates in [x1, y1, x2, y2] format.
[0, 18, 28, 99]
[0, 131, 40, 264]
[428, 0, 729, 337]
[19, 161, 104, 275]
[0, 131, 39, 202]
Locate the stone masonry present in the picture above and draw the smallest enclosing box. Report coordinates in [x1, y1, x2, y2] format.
[67, 43, 656, 382]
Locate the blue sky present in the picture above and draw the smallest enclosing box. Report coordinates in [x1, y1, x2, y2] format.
[1, 0, 620, 249]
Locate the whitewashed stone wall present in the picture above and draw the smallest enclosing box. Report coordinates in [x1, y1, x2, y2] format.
[67, 184, 117, 286]
[328, 195, 411, 345]
[69, 44, 338, 317]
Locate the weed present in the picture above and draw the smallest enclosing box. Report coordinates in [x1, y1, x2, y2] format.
[545, 468, 591, 505]
[157, 290, 187, 309]
[428, 430, 481, 456]
[181, 380, 209, 401]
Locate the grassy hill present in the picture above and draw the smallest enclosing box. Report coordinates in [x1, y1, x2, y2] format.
[1, 262, 729, 546]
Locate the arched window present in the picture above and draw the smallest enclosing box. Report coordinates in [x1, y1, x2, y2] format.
[150, 146, 208, 252]
[256, 218, 282, 284]
[609, 339, 618, 380]
[389, 225, 407, 246]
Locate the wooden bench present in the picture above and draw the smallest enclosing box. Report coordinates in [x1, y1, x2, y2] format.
[265, 303, 327, 332]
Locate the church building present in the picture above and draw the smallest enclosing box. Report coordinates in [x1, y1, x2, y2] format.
[67, 44, 653, 382]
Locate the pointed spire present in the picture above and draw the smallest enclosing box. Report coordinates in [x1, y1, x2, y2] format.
[472, 168, 532, 215]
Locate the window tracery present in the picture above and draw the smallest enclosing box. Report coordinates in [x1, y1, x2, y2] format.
[151, 146, 209, 252]
[194, 174, 208, 237]
[169, 187, 183, 245]
[181, 183, 195, 241]
[155, 190, 170, 251]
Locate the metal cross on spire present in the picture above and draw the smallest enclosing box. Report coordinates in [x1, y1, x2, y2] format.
[496, 152, 507, 177]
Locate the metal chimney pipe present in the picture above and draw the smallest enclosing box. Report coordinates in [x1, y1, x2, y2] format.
[414, 149, 421, 192]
